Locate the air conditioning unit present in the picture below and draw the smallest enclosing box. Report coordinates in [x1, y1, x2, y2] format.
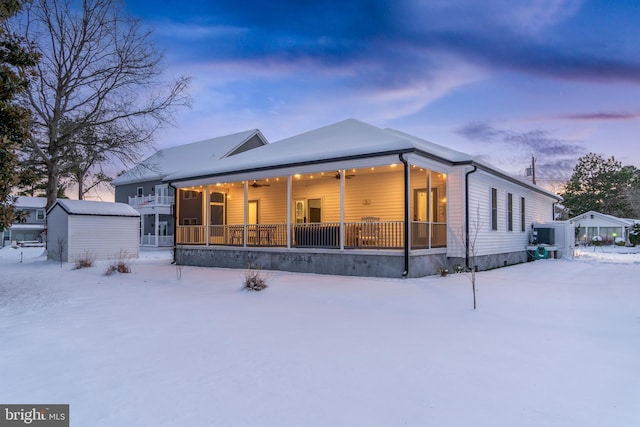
[534, 227, 555, 245]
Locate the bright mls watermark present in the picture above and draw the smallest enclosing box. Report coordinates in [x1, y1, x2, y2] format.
[0, 405, 68, 426]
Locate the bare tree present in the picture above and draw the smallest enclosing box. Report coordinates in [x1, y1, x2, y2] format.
[15, 0, 190, 208]
[466, 207, 481, 310]
[452, 205, 482, 310]
[61, 121, 115, 199]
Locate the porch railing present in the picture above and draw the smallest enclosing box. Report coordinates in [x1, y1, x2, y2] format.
[141, 234, 175, 247]
[177, 225, 206, 244]
[206, 224, 289, 247]
[129, 195, 175, 208]
[177, 221, 446, 249]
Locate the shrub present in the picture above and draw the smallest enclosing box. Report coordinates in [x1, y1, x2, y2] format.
[73, 251, 95, 269]
[438, 267, 449, 277]
[630, 223, 640, 246]
[243, 268, 268, 291]
[615, 237, 626, 247]
[591, 235, 603, 246]
[104, 250, 133, 276]
[453, 264, 465, 274]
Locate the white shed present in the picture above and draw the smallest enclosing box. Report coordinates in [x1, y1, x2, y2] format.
[46, 200, 140, 262]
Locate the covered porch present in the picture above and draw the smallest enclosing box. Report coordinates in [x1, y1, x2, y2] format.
[174, 160, 448, 252]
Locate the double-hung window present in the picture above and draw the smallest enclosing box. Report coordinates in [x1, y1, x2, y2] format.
[507, 193, 513, 231]
[491, 188, 498, 231]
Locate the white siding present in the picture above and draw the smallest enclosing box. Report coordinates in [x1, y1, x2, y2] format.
[46, 206, 69, 262]
[466, 170, 555, 257]
[447, 167, 467, 258]
[67, 215, 139, 262]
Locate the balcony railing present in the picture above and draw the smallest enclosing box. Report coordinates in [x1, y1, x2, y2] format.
[177, 221, 446, 250]
[128, 195, 174, 208]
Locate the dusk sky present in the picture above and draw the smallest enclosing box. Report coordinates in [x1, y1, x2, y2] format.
[125, 0, 640, 189]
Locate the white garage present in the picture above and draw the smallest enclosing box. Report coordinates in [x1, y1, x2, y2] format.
[47, 200, 140, 262]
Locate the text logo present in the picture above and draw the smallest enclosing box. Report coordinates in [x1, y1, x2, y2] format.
[0, 405, 68, 426]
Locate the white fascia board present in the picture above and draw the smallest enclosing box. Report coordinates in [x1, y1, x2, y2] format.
[169, 155, 400, 188]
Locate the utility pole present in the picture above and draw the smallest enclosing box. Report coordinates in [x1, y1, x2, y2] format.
[526, 156, 537, 185]
[531, 155, 536, 185]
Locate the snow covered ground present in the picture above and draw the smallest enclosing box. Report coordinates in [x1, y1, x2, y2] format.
[1, 245, 639, 426]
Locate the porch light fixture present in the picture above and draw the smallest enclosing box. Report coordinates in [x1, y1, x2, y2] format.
[294, 174, 301, 178]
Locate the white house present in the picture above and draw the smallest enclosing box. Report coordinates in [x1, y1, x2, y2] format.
[161, 119, 563, 277]
[569, 211, 635, 245]
[46, 200, 140, 262]
[112, 129, 269, 247]
[1, 196, 47, 247]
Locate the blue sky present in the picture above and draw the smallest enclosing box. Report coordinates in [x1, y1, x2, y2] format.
[125, 0, 640, 188]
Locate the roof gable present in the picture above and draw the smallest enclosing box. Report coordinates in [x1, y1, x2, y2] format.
[164, 119, 422, 181]
[569, 211, 634, 226]
[48, 200, 140, 217]
[112, 129, 268, 186]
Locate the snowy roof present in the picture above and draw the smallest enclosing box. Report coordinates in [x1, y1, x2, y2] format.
[163, 119, 559, 199]
[111, 129, 268, 186]
[14, 197, 47, 209]
[48, 200, 140, 217]
[5, 224, 45, 230]
[165, 119, 472, 182]
[569, 210, 635, 226]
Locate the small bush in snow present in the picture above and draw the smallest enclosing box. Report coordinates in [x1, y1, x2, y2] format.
[591, 235, 603, 246]
[615, 237, 626, 246]
[453, 264, 465, 274]
[104, 250, 133, 276]
[438, 267, 449, 277]
[73, 251, 95, 269]
[243, 268, 268, 291]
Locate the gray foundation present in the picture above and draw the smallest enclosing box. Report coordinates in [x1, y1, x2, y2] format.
[173, 246, 529, 278]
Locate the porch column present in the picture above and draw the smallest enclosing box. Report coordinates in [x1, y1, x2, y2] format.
[406, 163, 411, 250]
[154, 212, 159, 247]
[339, 169, 345, 250]
[205, 187, 210, 247]
[140, 215, 145, 245]
[287, 176, 292, 249]
[243, 181, 248, 247]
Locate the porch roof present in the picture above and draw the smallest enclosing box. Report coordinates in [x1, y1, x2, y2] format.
[165, 119, 472, 183]
[112, 129, 268, 186]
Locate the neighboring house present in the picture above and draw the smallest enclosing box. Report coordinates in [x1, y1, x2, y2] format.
[1, 196, 47, 247]
[162, 118, 563, 277]
[112, 129, 269, 247]
[46, 199, 140, 262]
[569, 211, 636, 245]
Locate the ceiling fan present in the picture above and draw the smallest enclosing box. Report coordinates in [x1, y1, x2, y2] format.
[250, 180, 270, 188]
[326, 171, 355, 180]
